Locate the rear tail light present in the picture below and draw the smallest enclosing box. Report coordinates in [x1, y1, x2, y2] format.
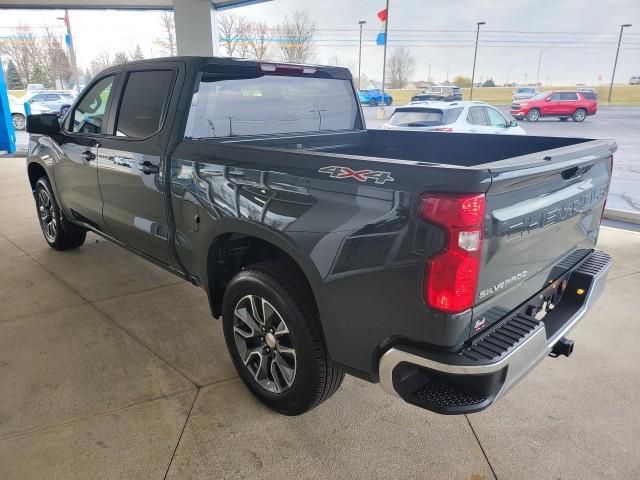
[418, 193, 485, 313]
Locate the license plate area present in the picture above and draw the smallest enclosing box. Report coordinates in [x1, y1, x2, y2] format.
[527, 274, 570, 321]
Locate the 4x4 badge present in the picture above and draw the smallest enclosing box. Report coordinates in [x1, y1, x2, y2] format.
[318, 166, 395, 184]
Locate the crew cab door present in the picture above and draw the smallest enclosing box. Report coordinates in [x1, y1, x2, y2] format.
[97, 64, 181, 264]
[55, 74, 117, 229]
[559, 92, 579, 115]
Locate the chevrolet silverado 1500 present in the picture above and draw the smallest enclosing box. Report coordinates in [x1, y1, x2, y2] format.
[26, 57, 614, 415]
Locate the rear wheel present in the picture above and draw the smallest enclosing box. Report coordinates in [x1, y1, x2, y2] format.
[573, 108, 587, 122]
[60, 106, 70, 117]
[12, 113, 25, 130]
[35, 177, 86, 250]
[385, 98, 392, 106]
[222, 261, 344, 415]
[526, 108, 540, 122]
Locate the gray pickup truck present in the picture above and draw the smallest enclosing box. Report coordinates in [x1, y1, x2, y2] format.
[25, 57, 614, 416]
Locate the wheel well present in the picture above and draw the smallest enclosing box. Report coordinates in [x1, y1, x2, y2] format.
[27, 163, 47, 190]
[207, 233, 317, 318]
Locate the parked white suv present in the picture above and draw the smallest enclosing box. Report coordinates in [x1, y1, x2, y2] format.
[384, 101, 526, 135]
[630, 76, 640, 86]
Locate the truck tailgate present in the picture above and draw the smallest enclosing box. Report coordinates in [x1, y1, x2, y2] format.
[473, 140, 614, 333]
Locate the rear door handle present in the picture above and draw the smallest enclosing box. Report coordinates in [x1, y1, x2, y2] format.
[81, 151, 96, 161]
[138, 160, 160, 175]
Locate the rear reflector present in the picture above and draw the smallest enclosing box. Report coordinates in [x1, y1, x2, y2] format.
[418, 193, 486, 313]
[260, 64, 317, 75]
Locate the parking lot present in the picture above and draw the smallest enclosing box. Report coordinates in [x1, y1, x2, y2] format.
[364, 105, 640, 214]
[1, 154, 640, 479]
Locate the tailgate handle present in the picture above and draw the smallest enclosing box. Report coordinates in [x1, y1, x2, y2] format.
[561, 165, 590, 180]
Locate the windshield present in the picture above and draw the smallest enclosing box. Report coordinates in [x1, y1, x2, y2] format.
[388, 107, 463, 127]
[528, 92, 549, 101]
[185, 74, 358, 138]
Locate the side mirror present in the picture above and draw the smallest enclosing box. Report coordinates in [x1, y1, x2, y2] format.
[545, 97, 551, 102]
[509, 120, 518, 127]
[26, 114, 61, 135]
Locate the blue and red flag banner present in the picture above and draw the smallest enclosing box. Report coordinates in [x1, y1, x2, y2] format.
[376, 32, 386, 45]
[377, 8, 388, 22]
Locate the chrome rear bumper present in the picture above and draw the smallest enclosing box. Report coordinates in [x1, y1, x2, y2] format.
[379, 250, 612, 413]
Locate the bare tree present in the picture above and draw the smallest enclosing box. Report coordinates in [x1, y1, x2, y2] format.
[155, 11, 176, 57]
[387, 47, 415, 88]
[0, 23, 37, 82]
[218, 14, 250, 57]
[278, 11, 316, 63]
[246, 21, 272, 60]
[38, 26, 72, 88]
[90, 49, 113, 76]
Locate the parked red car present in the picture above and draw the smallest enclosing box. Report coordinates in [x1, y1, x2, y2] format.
[510, 90, 597, 122]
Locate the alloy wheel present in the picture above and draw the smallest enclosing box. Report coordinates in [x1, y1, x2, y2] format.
[233, 295, 297, 394]
[37, 187, 58, 242]
[12, 114, 25, 130]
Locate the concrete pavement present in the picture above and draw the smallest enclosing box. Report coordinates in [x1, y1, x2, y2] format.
[1, 156, 639, 479]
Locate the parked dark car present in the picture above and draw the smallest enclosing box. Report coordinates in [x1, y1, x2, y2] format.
[26, 57, 614, 416]
[412, 85, 462, 102]
[512, 87, 538, 101]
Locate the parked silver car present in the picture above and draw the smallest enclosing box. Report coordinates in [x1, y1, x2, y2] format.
[25, 91, 76, 117]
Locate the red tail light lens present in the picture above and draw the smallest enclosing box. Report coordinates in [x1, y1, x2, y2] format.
[418, 193, 485, 313]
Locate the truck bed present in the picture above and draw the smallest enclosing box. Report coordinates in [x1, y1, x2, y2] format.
[216, 128, 596, 168]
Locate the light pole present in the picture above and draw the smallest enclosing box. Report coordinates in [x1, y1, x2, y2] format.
[536, 44, 554, 86]
[469, 21, 485, 100]
[608, 23, 632, 103]
[57, 9, 79, 89]
[357, 20, 366, 89]
[379, 0, 390, 119]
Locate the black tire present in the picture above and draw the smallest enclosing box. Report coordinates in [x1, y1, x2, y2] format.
[526, 108, 541, 122]
[222, 261, 344, 415]
[559, 117, 569, 121]
[368, 98, 377, 107]
[572, 108, 587, 122]
[12, 113, 26, 130]
[60, 105, 70, 117]
[35, 177, 86, 250]
[385, 98, 392, 106]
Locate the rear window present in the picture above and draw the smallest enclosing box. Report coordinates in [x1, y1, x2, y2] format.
[580, 92, 597, 100]
[388, 107, 463, 127]
[185, 74, 358, 139]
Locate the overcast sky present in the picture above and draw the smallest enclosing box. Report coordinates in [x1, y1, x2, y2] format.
[1, 0, 639, 85]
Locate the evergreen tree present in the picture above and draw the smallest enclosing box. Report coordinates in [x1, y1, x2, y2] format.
[84, 68, 93, 84]
[113, 51, 129, 65]
[30, 63, 51, 87]
[131, 45, 145, 61]
[5, 60, 24, 89]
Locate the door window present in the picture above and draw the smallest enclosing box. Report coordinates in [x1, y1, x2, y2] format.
[485, 107, 508, 127]
[115, 70, 175, 138]
[44, 94, 60, 101]
[550, 93, 562, 101]
[72, 75, 115, 134]
[560, 92, 578, 100]
[466, 106, 489, 125]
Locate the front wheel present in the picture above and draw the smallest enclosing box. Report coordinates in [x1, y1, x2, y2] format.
[35, 177, 86, 250]
[222, 261, 344, 415]
[573, 108, 587, 122]
[368, 98, 378, 107]
[526, 108, 540, 122]
[12, 113, 25, 130]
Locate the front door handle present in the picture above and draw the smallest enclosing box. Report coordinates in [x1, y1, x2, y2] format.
[138, 160, 160, 175]
[81, 150, 96, 161]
